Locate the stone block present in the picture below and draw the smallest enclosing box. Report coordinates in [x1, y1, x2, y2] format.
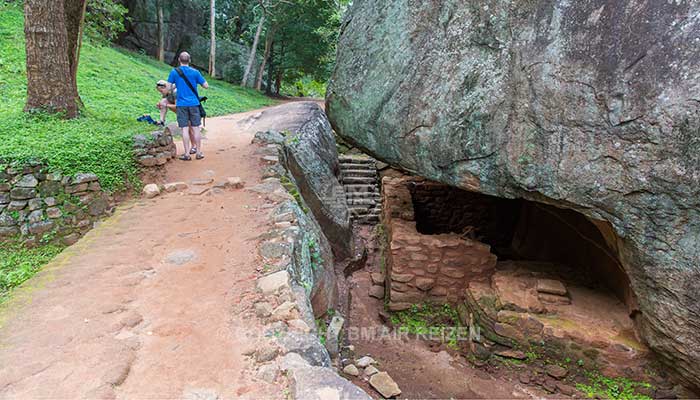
[8, 200, 27, 211]
[163, 182, 188, 192]
[271, 301, 299, 322]
[44, 197, 57, 207]
[390, 290, 422, 303]
[139, 156, 158, 167]
[388, 302, 412, 311]
[369, 285, 385, 299]
[415, 278, 436, 291]
[72, 173, 98, 184]
[0, 192, 9, 204]
[391, 273, 414, 283]
[28, 220, 54, 236]
[10, 187, 35, 200]
[325, 315, 345, 357]
[66, 183, 88, 194]
[28, 198, 42, 211]
[28, 210, 43, 223]
[536, 279, 568, 296]
[44, 207, 60, 220]
[441, 266, 466, 279]
[15, 174, 38, 188]
[257, 270, 290, 295]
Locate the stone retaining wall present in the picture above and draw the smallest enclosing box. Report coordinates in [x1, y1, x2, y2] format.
[382, 176, 497, 311]
[133, 125, 178, 168]
[0, 164, 110, 246]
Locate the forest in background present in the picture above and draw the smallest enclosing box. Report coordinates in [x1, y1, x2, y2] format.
[116, 0, 350, 97]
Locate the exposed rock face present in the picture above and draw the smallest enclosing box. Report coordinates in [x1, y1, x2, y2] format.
[283, 102, 354, 260]
[328, 0, 700, 388]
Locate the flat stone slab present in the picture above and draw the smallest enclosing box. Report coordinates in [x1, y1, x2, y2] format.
[165, 249, 197, 265]
[369, 372, 401, 398]
[191, 178, 214, 186]
[536, 279, 568, 296]
[188, 186, 210, 196]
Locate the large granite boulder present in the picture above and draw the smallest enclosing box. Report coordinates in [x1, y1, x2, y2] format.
[283, 102, 353, 260]
[328, 0, 700, 389]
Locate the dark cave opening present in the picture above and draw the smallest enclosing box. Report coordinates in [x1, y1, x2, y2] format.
[407, 180, 635, 309]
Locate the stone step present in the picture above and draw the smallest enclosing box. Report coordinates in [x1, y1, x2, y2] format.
[342, 177, 378, 185]
[340, 163, 376, 171]
[343, 184, 378, 193]
[348, 207, 372, 216]
[341, 169, 377, 178]
[339, 156, 375, 165]
[348, 198, 378, 206]
[353, 215, 381, 224]
[345, 192, 381, 199]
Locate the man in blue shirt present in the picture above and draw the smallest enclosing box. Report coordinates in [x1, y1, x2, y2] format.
[168, 52, 209, 160]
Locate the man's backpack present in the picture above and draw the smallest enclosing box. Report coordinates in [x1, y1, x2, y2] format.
[175, 67, 208, 126]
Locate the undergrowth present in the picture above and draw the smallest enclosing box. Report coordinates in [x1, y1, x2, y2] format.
[390, 303, 462, 348]
[0, 242, 65, 303]
[0, 4, 274, 191]
[576, 372, 653, 400]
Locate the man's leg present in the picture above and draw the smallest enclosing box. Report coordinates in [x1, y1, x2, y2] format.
[191, 125, 203, 157]
[189, 125, 197, 154]
[177, 107, 191, 158]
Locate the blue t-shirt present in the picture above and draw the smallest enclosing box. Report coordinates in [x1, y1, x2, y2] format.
[167, 66, 206, 107]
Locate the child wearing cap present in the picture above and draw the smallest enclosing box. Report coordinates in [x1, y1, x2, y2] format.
[156, 80, 177, 126]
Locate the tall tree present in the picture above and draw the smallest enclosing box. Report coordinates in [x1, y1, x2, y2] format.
[255, 27, 274, 90]
[241, 10, 264, 87]
[157, 0, 165, 62]
[209, 0, 216, 76]
[24, 0, 86, 118]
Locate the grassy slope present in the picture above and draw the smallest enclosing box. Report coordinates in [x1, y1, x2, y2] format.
[0, 4, 275, 191]
[0, 4, 274, 302]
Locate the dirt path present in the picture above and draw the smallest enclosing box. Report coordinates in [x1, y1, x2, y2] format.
[0, 103, 314, 399]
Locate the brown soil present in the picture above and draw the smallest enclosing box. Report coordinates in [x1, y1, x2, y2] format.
[0, 103, 312, 399]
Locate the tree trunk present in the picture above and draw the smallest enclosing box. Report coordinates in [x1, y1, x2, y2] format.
[241, 14, 265, 87]
[157, 0, 165, 62]
[208, 0, 216, 77]
[255, 28, 274, 91]
[265, 42, 274, 95]
[63, 0, 87, 108]
[24, 0, 79, 118]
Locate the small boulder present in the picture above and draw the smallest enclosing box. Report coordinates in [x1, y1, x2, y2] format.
[545, 364, 568, 380]
[256, 364, 279, 383]
[271, 301, 299, 321]
[142, 184, 160, 199]
[343, 364, 360, 377]
[364, 365, 379, 376]
[15, 174, 39, 188]
[257, 270, 291, 295]
[255, 302, 274, 318]
[287, 319, 311, 333]
[355, 356, 376, 368]
[369, 372, 401, 398]
[163, 182, 187, 192]
[536, 279, 568, 296]
[255, 346, 279, 363]
[226, 177, 244, 189]
[370, 272, 385, 285]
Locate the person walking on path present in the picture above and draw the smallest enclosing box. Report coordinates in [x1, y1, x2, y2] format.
[168, 52, 209, 160]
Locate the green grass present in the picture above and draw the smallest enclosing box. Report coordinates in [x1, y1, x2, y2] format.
[0, 243, 65, 303]
[0, 4, 275, 191]
[576, 372, 654, 400]
[390, 303, 463, 348]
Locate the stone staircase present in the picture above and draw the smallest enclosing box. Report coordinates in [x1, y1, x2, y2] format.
[339, 155, 381, 225]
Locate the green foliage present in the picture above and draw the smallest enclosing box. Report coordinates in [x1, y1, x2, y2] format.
[0, 243, 65, 302]
[0, 4, 274, 191]
[576, 372, 653, 400]
[85, 0, 129, 44]
[390, 303, 462, 348]
[307, 238, 323, 271]
[279, 175, 308, 213]
[280, 77, 327, 98]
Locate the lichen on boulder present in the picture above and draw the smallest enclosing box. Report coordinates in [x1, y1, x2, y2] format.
[328, 0, 700, 389]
